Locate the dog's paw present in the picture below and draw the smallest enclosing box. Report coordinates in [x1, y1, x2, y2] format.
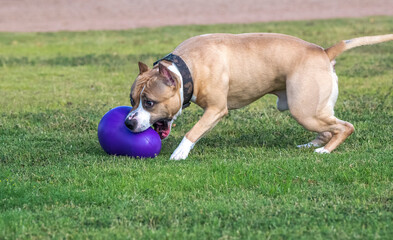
[314, 147, 330, 154]
[170, 148, 190, 160]
[297, 142, 321, 148]
[170, 137, 195, 160]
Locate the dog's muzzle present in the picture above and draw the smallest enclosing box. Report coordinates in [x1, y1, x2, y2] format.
[125, 118, 138, 131]
[125, 112, 139, 131]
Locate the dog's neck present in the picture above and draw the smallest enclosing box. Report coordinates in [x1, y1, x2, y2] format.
[154, 53, 194, 109]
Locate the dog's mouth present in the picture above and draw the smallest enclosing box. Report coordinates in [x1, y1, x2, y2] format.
[153, 118, 172, 140]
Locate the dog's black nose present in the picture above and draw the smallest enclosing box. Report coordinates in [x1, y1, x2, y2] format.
[125, 118, 138, 131]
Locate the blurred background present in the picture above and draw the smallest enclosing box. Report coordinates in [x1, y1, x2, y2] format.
[1, 0, 392, 32]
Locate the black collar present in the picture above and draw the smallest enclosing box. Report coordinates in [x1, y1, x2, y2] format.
[154, 54, 194, 109]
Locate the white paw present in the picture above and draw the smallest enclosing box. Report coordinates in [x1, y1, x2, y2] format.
[297, 142, 320, 148]
[314, 147, 330, 154]
[170, 137, 195, 160]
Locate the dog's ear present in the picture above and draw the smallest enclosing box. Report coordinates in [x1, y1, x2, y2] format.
[138, 62, 149, 74]
[159, 63, 176, 87]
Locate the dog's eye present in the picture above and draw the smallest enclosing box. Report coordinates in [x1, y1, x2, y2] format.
[144, 100, 155, 108]
[130, 97, 135, 106]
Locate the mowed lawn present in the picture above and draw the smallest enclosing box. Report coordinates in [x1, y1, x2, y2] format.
[1, 17, 393, 239]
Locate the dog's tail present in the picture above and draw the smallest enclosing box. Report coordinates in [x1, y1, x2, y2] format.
[325, 34, 393, 61]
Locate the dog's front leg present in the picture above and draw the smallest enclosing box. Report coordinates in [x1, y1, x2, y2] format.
[170, 107, 228, 160]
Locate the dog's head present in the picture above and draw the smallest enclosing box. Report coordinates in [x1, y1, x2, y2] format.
[125, 62, 182, 139]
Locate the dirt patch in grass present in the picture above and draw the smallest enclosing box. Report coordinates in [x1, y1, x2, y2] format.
[0, 0, 392, 32]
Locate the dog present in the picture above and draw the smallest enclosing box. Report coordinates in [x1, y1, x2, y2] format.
[125, 33, 393, 160]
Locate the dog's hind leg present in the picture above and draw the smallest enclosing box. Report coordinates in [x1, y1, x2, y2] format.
[314, 120, 354, 153]
[273, 89, 334, 149]
[287, 62, 354, 153]
[273, 90, 333, 149]
[290, 105, 354, 154]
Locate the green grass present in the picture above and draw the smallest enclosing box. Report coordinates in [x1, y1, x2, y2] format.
[1, 16, 393, 239]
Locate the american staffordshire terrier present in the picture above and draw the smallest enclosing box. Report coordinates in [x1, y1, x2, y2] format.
[125, 33, 393, 160]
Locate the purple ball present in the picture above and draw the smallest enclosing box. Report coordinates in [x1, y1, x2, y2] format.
[97, 106, 161, 158]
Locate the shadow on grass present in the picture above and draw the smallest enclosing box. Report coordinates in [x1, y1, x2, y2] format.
[160, 125, 312, 157]
[0, 53, 164, 68]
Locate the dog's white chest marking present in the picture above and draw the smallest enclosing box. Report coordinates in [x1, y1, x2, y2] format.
[168, 63, 183, 120]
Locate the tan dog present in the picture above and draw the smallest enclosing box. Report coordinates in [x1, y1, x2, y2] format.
[125, 33, 393, 160]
